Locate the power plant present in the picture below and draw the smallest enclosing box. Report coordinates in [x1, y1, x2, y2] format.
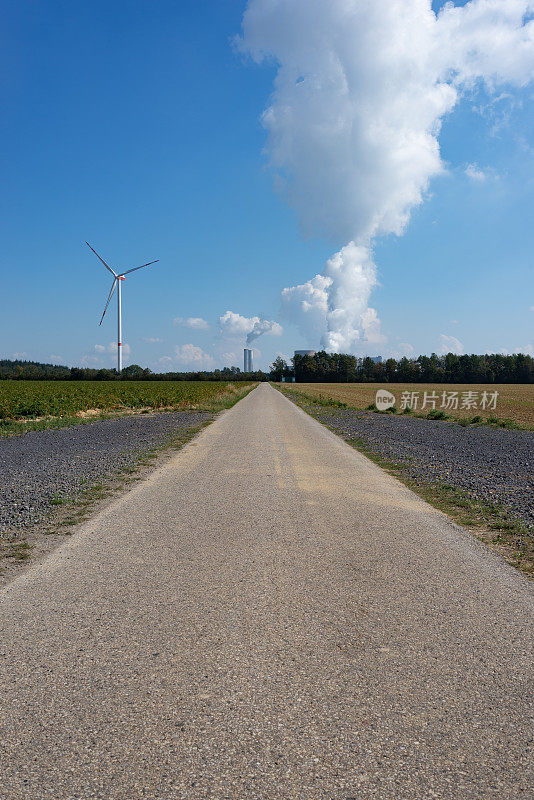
[243, 348, 253, 372]
[294, 349, 316, 358]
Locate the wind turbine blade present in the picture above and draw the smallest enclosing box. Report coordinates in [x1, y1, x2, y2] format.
[99, 279, 117, 326]
[86, 241, 117, 277]
[119, 260, 159, 277]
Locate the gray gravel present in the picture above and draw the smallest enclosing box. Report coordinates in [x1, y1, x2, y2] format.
[0, 384, 532, 800]
[308, 404, 534, 529]
[0, 411, 211, 533]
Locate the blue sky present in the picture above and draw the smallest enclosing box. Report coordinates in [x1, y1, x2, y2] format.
[1, 0, 533, 371]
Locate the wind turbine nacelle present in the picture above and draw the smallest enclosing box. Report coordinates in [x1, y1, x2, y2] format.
[86, 241, 158, 343]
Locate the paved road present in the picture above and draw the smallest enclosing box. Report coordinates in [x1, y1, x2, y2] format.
[0, 384, 532, 799]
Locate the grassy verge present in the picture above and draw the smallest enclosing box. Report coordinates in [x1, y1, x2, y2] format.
[277, 385, 533, 578]
[371, 404, 526, 430]
[0, 383, 256, 577]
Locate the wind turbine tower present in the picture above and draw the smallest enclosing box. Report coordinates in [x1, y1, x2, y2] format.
[86, 242, 158, 373]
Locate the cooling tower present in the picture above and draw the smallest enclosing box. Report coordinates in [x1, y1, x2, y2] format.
[244, 348, 253, 372]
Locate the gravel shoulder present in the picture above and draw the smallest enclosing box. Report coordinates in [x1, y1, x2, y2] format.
[315, 408, 534, 528]
[279, 388, 534, 573]
[0, 410, 213, 585]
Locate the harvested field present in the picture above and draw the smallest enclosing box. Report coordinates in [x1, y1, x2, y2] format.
[285, 382, 534, 427]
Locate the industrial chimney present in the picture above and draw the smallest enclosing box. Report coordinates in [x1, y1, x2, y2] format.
[243, 348, 253, 372]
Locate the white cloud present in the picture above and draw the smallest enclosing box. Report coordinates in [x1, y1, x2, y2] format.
[13, 352, 28, 359]
[95, 342, 131, 356]
[80, 355, 101, 366]
[529, 306, 534, 312]
[247, 318, 283, 344]
[240, 1, 454, 244]
[382, 342, 415, 359]
[281, 274, 330, 345]
[174, 344, 215, 369]
[174, 317, 210, 330]
[360, 307, 386, 346]
[49, 354, 65, 363]
[219, 310, 282, 344]
[239, 0, 534, 352]
[281, 243, 383, 351]
[439, 334, 464, 355]
[437, 1, 534, 87]
[142, 337, 163, 343]
[219, 311, 255, 337]
[92, 342, 132, 368]
[490, 345, 534, 356]
[465, 163, 487, 181]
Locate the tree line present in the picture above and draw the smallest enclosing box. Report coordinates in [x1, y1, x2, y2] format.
[0, 360, 268, 381]
[1, 351, 533, 383]
[270, 351, 534, 383]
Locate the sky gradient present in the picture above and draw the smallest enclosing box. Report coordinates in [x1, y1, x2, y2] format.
[1, 0, 533, 371]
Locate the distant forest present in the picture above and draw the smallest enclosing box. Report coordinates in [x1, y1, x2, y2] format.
[0, 360, 263, 382]
[0, 351, 533, 383]
[282, 351, 534, 384]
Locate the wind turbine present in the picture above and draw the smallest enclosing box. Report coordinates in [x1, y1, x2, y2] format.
[86, 242, 158, 373]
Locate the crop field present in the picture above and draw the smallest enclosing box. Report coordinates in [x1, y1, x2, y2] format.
[283, 383, 534, 428]
[0, 381, 252, 422]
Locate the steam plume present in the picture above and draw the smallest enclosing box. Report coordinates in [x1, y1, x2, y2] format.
[246, 318, 283, 344]
[219, 310, 283, 344]
[239, 0, 534, 351]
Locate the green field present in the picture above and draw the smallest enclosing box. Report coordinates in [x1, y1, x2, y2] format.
[0, 381, 252, 421]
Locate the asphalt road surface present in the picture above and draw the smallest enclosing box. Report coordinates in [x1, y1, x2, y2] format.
[0, 383, 532, 799]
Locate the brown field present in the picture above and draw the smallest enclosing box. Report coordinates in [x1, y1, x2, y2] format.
[283, 383, 534, 427]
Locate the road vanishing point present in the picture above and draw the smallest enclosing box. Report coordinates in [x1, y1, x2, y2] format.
[0, 383, 532, 799]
